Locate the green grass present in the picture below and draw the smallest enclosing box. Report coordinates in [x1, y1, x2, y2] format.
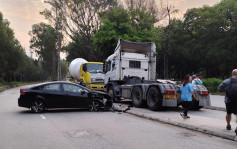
[0, 81, 24, 87]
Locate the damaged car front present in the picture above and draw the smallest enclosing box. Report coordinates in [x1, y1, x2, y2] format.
[89, 90, 113, 111]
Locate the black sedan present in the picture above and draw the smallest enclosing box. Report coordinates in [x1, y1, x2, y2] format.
[18, 82, 112, 113]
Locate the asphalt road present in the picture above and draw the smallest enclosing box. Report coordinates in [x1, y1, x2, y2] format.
[0, 85, 237, 149]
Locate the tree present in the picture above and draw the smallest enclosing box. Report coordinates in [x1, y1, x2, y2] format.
[122, 0, 168, 24]
[29, 23, 58, 80]
[0, 12, 47, 82]
[182, 0, 237, 78]
[41, 0, 117, 61]
[93, 7, 156, 61]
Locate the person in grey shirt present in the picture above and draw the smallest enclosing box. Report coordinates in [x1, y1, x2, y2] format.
[218, 69, 237, 135]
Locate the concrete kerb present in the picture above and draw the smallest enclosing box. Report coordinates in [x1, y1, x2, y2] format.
[113, 107, 237, 142]
[204, 106, 226, 112]
[205, 93, 226, 111]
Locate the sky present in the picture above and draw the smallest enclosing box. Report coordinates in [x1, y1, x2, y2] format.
[0, 0, 222, 58]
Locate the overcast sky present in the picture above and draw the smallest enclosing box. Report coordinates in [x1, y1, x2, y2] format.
[0, 0, 221, 57]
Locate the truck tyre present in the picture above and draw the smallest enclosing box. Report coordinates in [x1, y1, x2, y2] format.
[108, 86, 120, 102]
[132, 87, 143, 107]
[192, 100, 203, 110]
[146, 87, 163, 111]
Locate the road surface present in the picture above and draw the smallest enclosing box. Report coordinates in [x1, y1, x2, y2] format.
[0, 84, 236, 149]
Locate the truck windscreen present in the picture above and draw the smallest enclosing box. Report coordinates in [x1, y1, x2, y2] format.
[87, 64, 103, 73]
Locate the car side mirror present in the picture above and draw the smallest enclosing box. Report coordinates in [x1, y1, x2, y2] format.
[81, 90, 86, 95]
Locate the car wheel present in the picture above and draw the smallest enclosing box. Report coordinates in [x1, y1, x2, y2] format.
[132, 87, 143, 107]
[31, 99, 45, 113]
[146, 87, 163, 111]
[89, 100, 101, 112]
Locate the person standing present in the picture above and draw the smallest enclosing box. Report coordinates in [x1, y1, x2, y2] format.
[218, 69, 237, 135]
[192, 74, 202, 85]
[180, 75, 196, 119]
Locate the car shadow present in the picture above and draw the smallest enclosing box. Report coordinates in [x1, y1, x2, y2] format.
[18, 108, 112, 114]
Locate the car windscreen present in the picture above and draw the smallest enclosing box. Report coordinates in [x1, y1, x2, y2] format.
[86, 64, 103, 73]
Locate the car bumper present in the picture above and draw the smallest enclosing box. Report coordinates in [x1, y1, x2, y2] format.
[18, 97, 30, 108]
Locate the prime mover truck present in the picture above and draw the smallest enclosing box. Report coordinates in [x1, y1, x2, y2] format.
[103, 39, 211, 110]
[69, 58, 105, 91]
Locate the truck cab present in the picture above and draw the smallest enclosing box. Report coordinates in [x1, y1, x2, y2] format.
[80, 62, 105, 90]
[69, 58, 105, 91]
[104, 39, 156, 84]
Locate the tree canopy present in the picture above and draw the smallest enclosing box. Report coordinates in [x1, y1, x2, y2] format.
[0, 12, 47, 82]
[93, 7, 157, 61]
[2, 0, 237, 82]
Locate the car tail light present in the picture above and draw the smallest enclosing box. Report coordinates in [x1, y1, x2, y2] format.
[200, 91, 209, 95]
[20, 89, 28, 94]
[165, 90, 176, 95]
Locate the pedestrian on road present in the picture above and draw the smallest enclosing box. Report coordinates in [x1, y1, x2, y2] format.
[180, 75, 196, 119]
[218, 69, 237, 135]
[192, 74, 202, 85]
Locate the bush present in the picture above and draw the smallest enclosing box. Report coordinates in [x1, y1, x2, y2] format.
[202, 78, 223, 93]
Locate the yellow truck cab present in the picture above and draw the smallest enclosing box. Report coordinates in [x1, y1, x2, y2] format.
[80, 62, 105, 91]
[69, 58, 105, 91]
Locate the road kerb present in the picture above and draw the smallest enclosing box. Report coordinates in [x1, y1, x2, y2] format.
[114, 106, 237, 142]
[204, 106, 226, 112]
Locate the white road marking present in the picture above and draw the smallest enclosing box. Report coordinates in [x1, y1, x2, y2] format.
[40, 115, 46, 120]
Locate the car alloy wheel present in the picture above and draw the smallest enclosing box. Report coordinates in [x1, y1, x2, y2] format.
[89, 100, 100, 112]
[31, 100, 45, 113]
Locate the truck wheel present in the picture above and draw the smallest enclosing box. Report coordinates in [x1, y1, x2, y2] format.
[132, 87, 143, 107]
[108, 86, 120, 102]
[192, 100, 203, 110]
[146, 87, 163, 111]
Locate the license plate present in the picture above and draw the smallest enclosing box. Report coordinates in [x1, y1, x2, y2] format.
[164, 95, 176, 99]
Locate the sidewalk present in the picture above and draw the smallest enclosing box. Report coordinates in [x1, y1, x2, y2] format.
[113, 103, 237, 142]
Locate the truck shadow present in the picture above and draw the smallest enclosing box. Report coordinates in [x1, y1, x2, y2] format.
[115, 100, 204, 112]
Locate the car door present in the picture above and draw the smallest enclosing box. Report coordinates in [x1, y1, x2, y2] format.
[62, 83, 90, 108]
[42, 83, 66, 108]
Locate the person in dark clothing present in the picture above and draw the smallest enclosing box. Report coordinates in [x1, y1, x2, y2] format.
[180, 75, 196, 119]
[218, 69, 237, 135]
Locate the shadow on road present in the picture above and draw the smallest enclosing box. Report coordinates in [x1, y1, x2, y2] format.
[116, 100, 205, 113]
[17, 108, 112, 114]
